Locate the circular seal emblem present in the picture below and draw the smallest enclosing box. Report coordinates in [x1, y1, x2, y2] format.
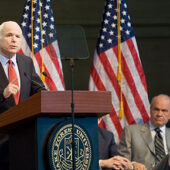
[47, 122, 92, 170]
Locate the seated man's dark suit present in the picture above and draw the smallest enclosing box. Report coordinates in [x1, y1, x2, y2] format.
[98, 127, 120, 170]
[152, 154, 170, 170]
[0, 54, 45, 170]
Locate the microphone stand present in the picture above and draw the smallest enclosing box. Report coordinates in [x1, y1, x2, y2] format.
[70, 58, 76, 170]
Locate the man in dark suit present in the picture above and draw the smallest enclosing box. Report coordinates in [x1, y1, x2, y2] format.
[98, 127, 119, 160]
[0, 21, 45, 170]
[0, 21, 45, 113]
[118, 94, 170, 170]
[98, 127, 146, 170]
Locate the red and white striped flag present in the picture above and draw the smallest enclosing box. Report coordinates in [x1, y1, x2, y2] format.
[89, 0, 150, 143]
[19, 0, 65, 91]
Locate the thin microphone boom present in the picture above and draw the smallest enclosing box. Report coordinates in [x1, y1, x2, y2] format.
[24, 72, 46, 90]
[42, 72, 53, 90]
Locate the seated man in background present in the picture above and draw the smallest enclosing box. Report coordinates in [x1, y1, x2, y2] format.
[98, 127, 146, 170]
[118, 94, 170, 170]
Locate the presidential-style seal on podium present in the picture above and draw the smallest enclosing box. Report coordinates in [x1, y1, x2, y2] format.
[47, 121, 92, 170]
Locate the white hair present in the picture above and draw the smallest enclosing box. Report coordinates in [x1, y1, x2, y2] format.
[151, 94, 170, 108]
[0, 23, 4, 40]
[0, 21, 22, 40]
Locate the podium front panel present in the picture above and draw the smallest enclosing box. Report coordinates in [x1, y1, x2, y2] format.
[37, 117, 99, 170]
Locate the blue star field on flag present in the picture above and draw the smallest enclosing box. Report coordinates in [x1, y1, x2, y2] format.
[97, 0, 134, 54]
[20, 0, 57, 54]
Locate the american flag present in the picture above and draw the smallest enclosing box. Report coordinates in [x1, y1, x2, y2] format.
[19, 0, 65, 90]
[89, 0, 150, 143]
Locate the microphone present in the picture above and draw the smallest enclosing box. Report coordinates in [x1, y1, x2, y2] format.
[24, 72, 46, 90]
[42, 72, 53, 90]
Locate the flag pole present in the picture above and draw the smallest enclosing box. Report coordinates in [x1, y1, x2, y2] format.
[31, 0, 34, 59]
[38, 0, 45, 82]
[117, 0, 124, 118]
[70, 58, 76, 170]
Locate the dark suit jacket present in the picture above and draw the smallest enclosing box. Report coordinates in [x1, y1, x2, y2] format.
[0, 53, 45, 114]
[0, 53, 45, 170]
[152, 154, 170, 170]
[98, 127, 120, 170]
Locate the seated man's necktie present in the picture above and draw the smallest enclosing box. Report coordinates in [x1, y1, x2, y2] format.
[154, 128, 166, 162]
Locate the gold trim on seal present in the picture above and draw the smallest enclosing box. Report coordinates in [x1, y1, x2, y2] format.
[51, 124, 92, 170]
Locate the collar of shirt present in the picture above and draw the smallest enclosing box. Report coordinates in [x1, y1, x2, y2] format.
[0, 54, 17, 66]
[149, 121, 166, 134]
[149, 121, 168, 154]
[0, 53, 20, 89]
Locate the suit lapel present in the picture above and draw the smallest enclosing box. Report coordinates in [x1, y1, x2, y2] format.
[0, 63, 9, 88]
[165, 128, 170, 154]
[16, 54, 26, 103]
[141, 123, 155, 155]
[0, 62, 16, 106]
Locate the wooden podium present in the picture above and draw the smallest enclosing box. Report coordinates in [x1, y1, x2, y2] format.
[0, 91, 112, 170]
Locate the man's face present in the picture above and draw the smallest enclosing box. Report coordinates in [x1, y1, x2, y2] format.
[150, 96, 170, 128]
[0, 22, 22, 58]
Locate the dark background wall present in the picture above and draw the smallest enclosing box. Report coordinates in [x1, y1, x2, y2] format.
[0, 0, 170, 101]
